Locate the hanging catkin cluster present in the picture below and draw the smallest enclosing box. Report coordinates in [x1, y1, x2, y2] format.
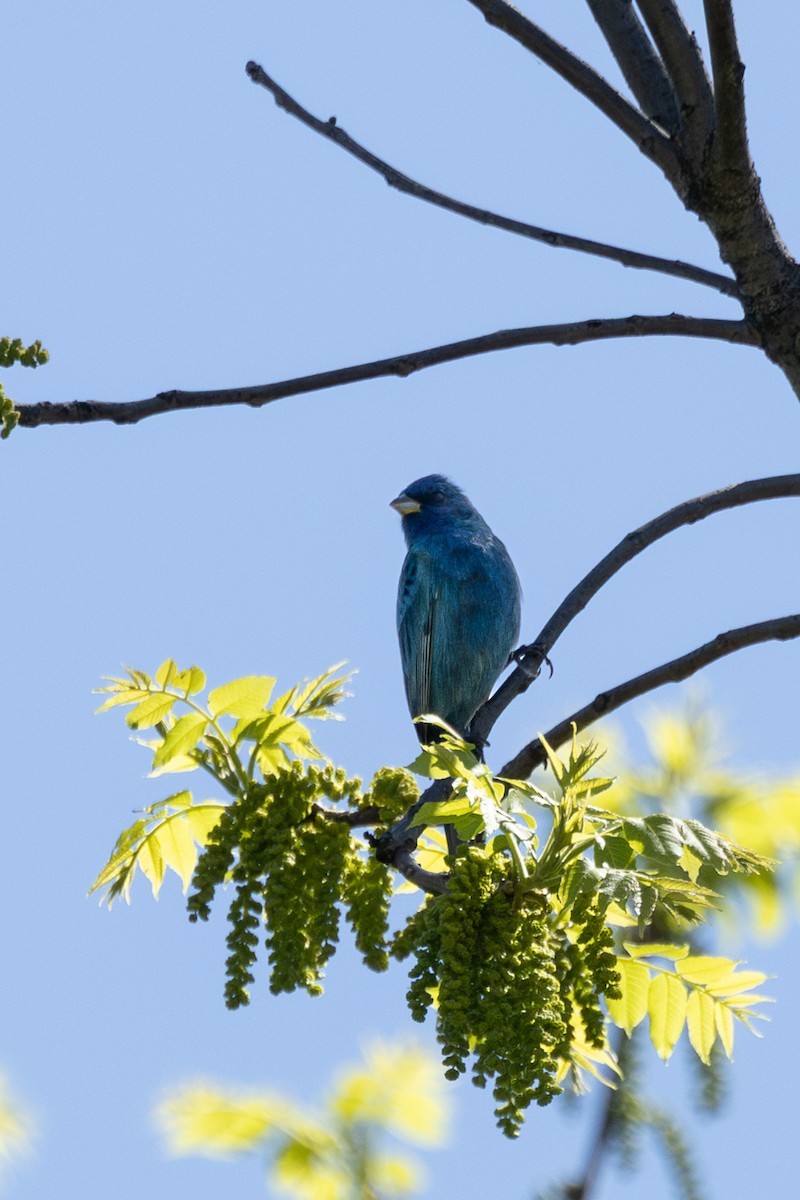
[391, 844, 621, 1137]
[187, 762, 396, 1006]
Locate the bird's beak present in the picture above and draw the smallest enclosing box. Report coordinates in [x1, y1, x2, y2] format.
[390, 492, 422, 516]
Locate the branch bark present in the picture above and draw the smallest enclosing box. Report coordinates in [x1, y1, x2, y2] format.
[16, 314, 756, 429]
[585, 0, 680, 132]
[471, 472, 800, 744]
[464, 0, 681, 182]
[500, 613, 800, 779]
[703, 0, 750, 172]
[636, 0, 714, 160]
[246, 62, 737, 298]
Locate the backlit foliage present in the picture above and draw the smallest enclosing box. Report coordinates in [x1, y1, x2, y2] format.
[95, 662, 772, 1137]
[157, 1039, 449, 1200]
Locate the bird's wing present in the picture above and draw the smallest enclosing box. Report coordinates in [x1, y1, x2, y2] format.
[397, 549, 437, 720]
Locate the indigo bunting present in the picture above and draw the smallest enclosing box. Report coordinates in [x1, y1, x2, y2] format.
[391, 474, 521, 743]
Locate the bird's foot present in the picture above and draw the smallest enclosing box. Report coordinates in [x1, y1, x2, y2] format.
[511, 642, 554, 679]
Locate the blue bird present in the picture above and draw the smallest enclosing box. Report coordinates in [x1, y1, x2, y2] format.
[391, 474, 521, 745]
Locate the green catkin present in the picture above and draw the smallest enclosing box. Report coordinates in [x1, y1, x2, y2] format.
[342, 852, 393, 971]
[391, 848, 571, 1137]
[363, 766, 421, 824]
[188, 763, 371, 1004]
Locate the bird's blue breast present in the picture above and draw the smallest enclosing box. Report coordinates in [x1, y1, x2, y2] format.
[397, 522, 521, 737]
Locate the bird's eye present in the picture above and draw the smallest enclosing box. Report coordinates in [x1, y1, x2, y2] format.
[431, 491, 446, 504]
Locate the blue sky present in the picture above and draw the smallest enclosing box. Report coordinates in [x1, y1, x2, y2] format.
[4, 2, 800, 1197]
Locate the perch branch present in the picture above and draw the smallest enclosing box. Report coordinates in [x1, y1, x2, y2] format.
[500, 614, 800, 779]
[245, 62, 737, 298]
[471, 472, 800, 744]
[17, 314, 756, 429]
[311, 803, 382, 827]
[391, 850, 449, 896]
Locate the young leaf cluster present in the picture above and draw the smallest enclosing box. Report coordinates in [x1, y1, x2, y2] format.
[393, 729, 772, 1132]
[156, 1039, 450, 1200]
[0, 337, 48, 438]
[608, 944, 769, 1063]
[96, 665, 773, 1138]
[391, 840, 620, 1137]
[93, 661, 402, 1004]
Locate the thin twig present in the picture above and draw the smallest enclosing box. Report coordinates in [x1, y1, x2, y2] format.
[703, 0, 750, 171]
[636, 0, 715, 160]
[392, 850, 449, 895]
[585, 0, 680, 132]
[472, 473, 800, 743]
[16, 314, 756, 429]
[464, 0, 680, 180]
[245, 61, 737, 298]
[311, 803, 382, 827]
[374, 779, 452, 859]
[500, 613, 800, 779]
[562, 1028, 626, 1200]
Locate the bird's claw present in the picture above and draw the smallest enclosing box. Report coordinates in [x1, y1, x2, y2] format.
[511, 643, 554, 679]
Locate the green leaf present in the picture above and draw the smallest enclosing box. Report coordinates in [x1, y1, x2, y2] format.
[289, 663, 352, 719]
[94, 688, 150, 713]
[606, 959, 651, 1035]
[647, 972, 688, 1060]
[137, 828, 165, 896]
[126, 693, 178, 730]
[90, 794, 226, 906]
[415, 796, 475, 826]
[155, 659, 178, 687]
[715, 1003, 734, 1057]
[207, 676, 276, 718]
[619, 813, 772, 877]
[594, 835, 636, 870]
[184, 804, 226, 843]
[500, 779, 558, 811]
[675, 956, 767, 997]
[677, 844, 703, 883]
[153, 810, 202, 892]
[622, 942, 690, 961]
[156, 1084, 284, 1156]
[537, 732, 568, 790]
[687, 989, 717, 1064]
[152, 712, 208, 770]
[408, 737, 480, 781]
[173, 666, 206, 696]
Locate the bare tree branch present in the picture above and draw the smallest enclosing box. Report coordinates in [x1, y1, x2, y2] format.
[391, 849, 450, 895]
[585, 0, 680, 132]
[311, 803, 382, 827]
[703, 0, 750, 170]
[16, 314, 756, 429]
[471, 472, 800, 743]
[464, 0, 681, 181]
[637, 0, 715, 158]
[472, 470, 800, 739]
[500, 614, 800, 779]
[245, 62, 737, 298]
[562, 1030, 627, 1200]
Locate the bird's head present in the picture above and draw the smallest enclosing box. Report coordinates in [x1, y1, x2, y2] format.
[390, 474, 479, 539]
